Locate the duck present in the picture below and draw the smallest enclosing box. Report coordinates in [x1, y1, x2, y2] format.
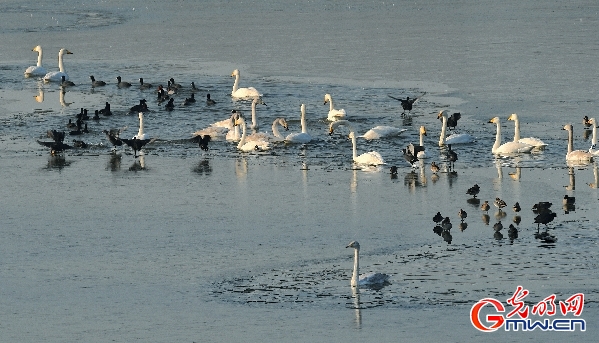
[494, 197, 507, 212]
[169, 78, 182, 89]
[90, 75, 106, 87]
[230, 69, 262, 98]
[507, 113, 547, 148]
[437, 110, 475, 145]
[324, 93, 346, 121]
[43, 48, 73, 82]
[402, 147, 420, 170]
[346, 241, 390, 288]
[37, 130, 72, 155]
[329, 120, 385, 166]
[360, 126, 407, 140]
[513, 202, 521, 212]
[430, 161, 440, 174]
[190, 134, 211, 151]
[164, 98, 175, 111]
[116, 76, 131, 88]
[120, 137, 157, 158]
[481, 200, 490, 213]
[182, 93, 196, 106]
[584, 116, 593, 128]
[139, 78, 153, 90]
[433, 212, 444, 223]
[130, 99, 148, 113]
[563, 124, 593, 163]
[466, 184, 480, 198]
[458, 209, 467, 222]
[24, 45, 47, 77]
[285, 104, 312, 144]
[488, 117, 535, 154]
[190, 82, 200, 92]
[103, 127, 127, 152]
[206, 93, 216, 105]
[60, 75, 75, 87]
[99, 102, 112, 116]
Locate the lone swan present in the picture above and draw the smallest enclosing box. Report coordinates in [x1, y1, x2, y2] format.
[346, 241, 390, 288]
[230, 69, 262, 99]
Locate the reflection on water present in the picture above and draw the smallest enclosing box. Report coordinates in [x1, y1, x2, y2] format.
[351, 288, 361, 329]
[566, 167, 575, 190]
[588, 164, 599, 188]
[128, 155, 146, 171]
[193, 158, 212, 175]
[106, 153, 121, 171]
[44, 155, 70, 170]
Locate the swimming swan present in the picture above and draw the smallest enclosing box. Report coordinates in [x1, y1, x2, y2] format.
[329, 120, 385, 166]
[24, 45, 47, 77]
[346, 241, 390, 288]
[246, 118, 289, 142]
[324, 94, 346, 121]
[230, 69, 262, 98]
[133, 112, 149, 140]
[588, 118, 599, 155]
[437, 110, 474, 146]
[235, 116, 270, 152]
[43, 48, 73, 83]
[417, 125, 427, 159]
[193, 112, 240, 141]
[249, 97, 266, 130]
[285, 104, 312, 144]
[488, 117, 534, 155]
[563, 123, 593, 162]
[507, 113, 547, 148]
[360, 126, 407, 140]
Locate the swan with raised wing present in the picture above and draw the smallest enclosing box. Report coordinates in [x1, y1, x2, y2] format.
[488, 117, 534, 154]
[24, 45, 47, 77]
[230, 69, 262, 98]
[285, 104, 312, 144]
[346, 241, 390, 288]
[329, 120, 385, 166]
[437, 110, 474, 146]
[43, 48, 73, 82]
[507, 113, 547, 148]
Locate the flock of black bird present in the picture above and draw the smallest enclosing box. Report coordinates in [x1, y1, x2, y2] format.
[431, 182, 567, 244]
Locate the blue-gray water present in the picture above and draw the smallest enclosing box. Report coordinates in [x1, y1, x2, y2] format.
[1, 1, 599, 341]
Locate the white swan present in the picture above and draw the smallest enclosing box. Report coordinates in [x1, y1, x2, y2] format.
[488, 117, 534, 154]
[507, 113, 547, 148]
[249, 97, 266, 130]
[437, 110, 475, 146]
[324, 94, 346, 121]
[417, 125, 427, 159]
[329, 120, 385, 166]
[24, 45, 47, 77]
[360, 126, 407, 140]
[346, 241, 390, 288]
[194, 111, 241, 141]
[563, 124, 593, 162]
[285, 104, 312, 144]
[134, 112, 149, 140]
[235, 116, 270, 152]
[230, 69, 262, 98]
[43, 48, 73, 83]
[246, 118, 288, 142]
[588, 118, 599, 155]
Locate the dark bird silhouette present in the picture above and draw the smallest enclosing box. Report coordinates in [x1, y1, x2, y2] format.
[165, 97, 175, 111]
[532, 202, 553, 214]
[37, 130, 72, 154]
[130, 99, 148, 113]
[206, 93, 216, 105]
[60, 75, 75, 87]
[191, 82, 200, 92]
[390, 166, 398, 175]
[169, 77, 182, 89]
[534, 211, 557, 229]
[99, 102, 112, 116]
[402, 147, 420, 170]
[388, 93, 425, 115]
[90, 75, 106, 87]
[66, 119, 77, 129]
[116, 76, 131, 88]
[584, 116, 593, 128]
[103, 127, 127, 152]
[82, 123, 89, 134]
[513, 202, 521, 212]
[441, 217, 452, 231]
[121, 137, 157, 158]
[444, 112, 461, 130]
[190, 134, 211, 151]
[563, 195, 575, 205]
[447, 144, 458, 171]
[481, 200, 490, 213]
[93, 110, 100, 120]
[466, 184, 480, 198]
[139, 77, 152, 89]
[182, 93, 196, 106]
[493, 221, 503, 232]
[72, 139, 87, 148]
[433, 212, 444, 224]
[458, 209, 467, 222]
[508, 224, 518, 240]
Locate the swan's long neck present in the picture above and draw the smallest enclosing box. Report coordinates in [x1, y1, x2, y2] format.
[300, 106, 307, 133]
[439, 115, 447, 146]
[232, 74, 240, 93]
[493, 120, 502, 152]
[351, 248, 359, 287]
[327, 97, 334, 111]
[58, 50, 65, 73]
[237, 120, 247, 149]
[420, 130, 425, 147]
[138, 115, 145, 137]
[513, 117, 521, 141]
[36, 48, 43, 67]
[567, 127, 573, 155]
[592, 123, 597, 147]
[351, 131, 358, 161]
[272, 120, 283, 139]
[251, 101, 258, 129]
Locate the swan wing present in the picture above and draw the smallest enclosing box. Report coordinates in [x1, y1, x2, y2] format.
[285, 132, 312, 144]
[355, 151, 385, 165]
[519, 137, 547, 148]
[43, 71, 68, 82]
[360, 126, 407, 140]
[232, 87, 262, 98]
[494, 141, 535, 154]
[358, 272, 390, 285]
[445, 133, 475, 145]
[567, 150, 594, 162]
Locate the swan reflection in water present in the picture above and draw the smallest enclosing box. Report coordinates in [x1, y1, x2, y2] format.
[34, 88, 44, 103]
[588, 164, 598, 189]
[129, 154, 146, 171]
[351, 287, 362, 329]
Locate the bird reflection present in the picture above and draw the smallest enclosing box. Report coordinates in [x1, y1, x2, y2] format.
[481, 214, 490, 225]
[59, 88, 72, 107]
[45, 155, 70, 170]
[459, 222, 468, 232]
[107, 153, 121, 171]
[351, 287, 362, 329]
[566, 167, 575, 190]
[588, 164, 598, 188]
[129, 154, 146, 171]
[508, 166, 521, 180]
[34, 88, 44, 103]
[193, 159, 212, 175]
[235, 158, 248, 179]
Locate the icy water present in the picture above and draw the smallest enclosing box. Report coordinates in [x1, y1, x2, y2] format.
[1, 0, 599, 342]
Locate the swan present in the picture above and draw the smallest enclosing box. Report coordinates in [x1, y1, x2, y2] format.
[437, 110, 475, 145]
[324, 94, 346, 121]
[507, 113, 547, 148]
[234, 116, 270, 152]
[193, 112, 240, 141]
[133, 112, 149, 140]
[24, 45, 47, 77]
[417, 125, 427, 159]
[285, 104, 312, 144]
[588, 118, 599, 155]
[359, 126, 407, 140]
[563, 124, 593, 162]
[42, 48, 73, 82]
[230, 69, 262, 98]
[249, 97, 266, 130]
[346, 241, 390, 288]
[329, 120, 385, 166]
[246, 118, 288, 142]
[488, 117, 535, 154]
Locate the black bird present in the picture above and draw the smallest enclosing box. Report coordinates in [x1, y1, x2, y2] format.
[206, 93, 216, 105]
[66, 119, 77, 129]
[82, 123, 89, 134]
[182, 93, 196, 106]
[508, 224, 518, 240]
[99, 102, 112, 116]
[165, 97, 175, 111]
[190, 134, 211, 151]
[466, 184, 480, 198]
[90, 75, 106, 87]
[389, 166, 398, 175]
[191, 82, 200, 92]
[445, 112, 461, 130]
[532, 202, 553, 214]
[447, 144, 458, 171]
[493, 221, 503, 232]
[402, 148, 420, 170]
[513, 202, 521, 212]
[458, 209, 467, 222]
[441, 217, 452, 231]
[121, 137, 157, 158]
[130, 99, 148, 113]
[93, 110, 100, 120]
[388, 93, 425, 115]
[116, 76, 131, 88]
[72, 139, 87, 148]
[37, 130, 72, 155]
[433, 212, 443, 224]
[60, 75, 75, 87]
[534, 211, 557, 229]
[139, 77, 152, 89]
[169, 77, 182, 89]
[563, 195, 575, 205]
[78, 109, 90, 120]
[103, 127, 127, 152]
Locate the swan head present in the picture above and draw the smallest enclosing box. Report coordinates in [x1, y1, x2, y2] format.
[489, 117, 500, 124]
[323, 93, 332, 105]
[231, 69, 240, 77]
[420, 126, 427, 136]
[562, 124, 573, 132]
[437, 110, 447, 119]
[277, 118, 289, 130]
[507, 113, 518, 121]
[32, 45, 42, 52]
[59, 48, 73, 56]
[252, 97, 266, 106]
[346, 241, 360, 250]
